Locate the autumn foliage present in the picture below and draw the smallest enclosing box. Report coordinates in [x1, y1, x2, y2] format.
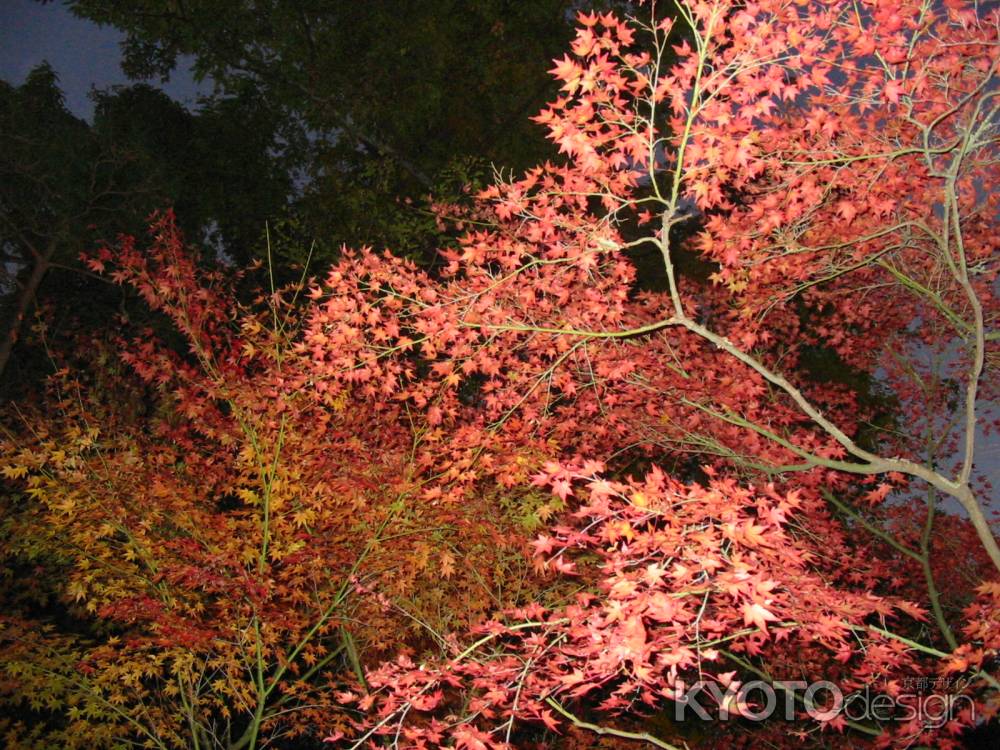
[2, 0, 999, 748]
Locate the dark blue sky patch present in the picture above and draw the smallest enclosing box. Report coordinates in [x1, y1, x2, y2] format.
[0, 0, 208, 120]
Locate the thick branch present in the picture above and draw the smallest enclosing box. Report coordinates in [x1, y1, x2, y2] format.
[0, 240, 55, 379]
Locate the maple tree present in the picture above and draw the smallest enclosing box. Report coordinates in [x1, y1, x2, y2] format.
[1, 0, 999, 748]
[300, 0, 998, 747]
[0, 216, 537, 748]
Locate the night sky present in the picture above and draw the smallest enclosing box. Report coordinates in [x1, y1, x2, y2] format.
[0, 0, 208, 121]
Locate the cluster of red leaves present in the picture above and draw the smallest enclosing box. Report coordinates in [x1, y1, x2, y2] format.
[300, 187, 859, 503]
[341, 464, 993, 749]
[690, 0, 1000, 379]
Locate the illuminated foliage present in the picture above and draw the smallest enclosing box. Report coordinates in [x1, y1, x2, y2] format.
[2, 1, 998, 748]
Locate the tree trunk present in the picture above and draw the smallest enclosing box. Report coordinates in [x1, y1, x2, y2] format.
[0, 246, 52, 379]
